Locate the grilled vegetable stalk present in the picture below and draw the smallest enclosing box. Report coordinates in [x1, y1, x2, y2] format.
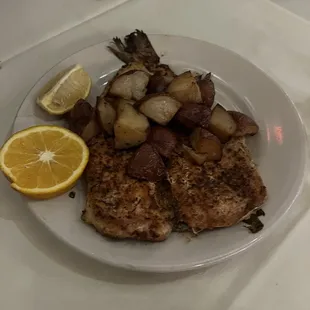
[167, 71, 215, 106]
[108, 30, 160, 67]
[108, 30, 176, 93]
[66, 99, 100, 142]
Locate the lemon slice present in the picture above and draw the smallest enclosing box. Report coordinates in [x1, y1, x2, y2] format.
[37, 64, 91, 115]
[0, 126, 89, 199]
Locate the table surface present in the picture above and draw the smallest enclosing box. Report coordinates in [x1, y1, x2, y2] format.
[1, 0, 310, 309]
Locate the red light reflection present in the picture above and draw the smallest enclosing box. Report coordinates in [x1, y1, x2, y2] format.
[273, 126, 283, 145]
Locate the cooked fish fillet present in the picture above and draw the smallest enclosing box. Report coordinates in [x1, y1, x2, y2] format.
[82, 134, 175, 242]
[168, 137, 267, 231]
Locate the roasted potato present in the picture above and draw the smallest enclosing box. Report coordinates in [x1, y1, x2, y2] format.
[66, 99, 100, 142]
[228, 111, 259, 136]
[139, 94, 182, 125]
[167, 71, 202, 104]
[209, 104, 237, 143]
[117, 62, 152, 76]
[147, 126, 177, 158]
[167, 71, 215, 106]
[109, 71, 150, 101]
[147, 64, 175, 93]
[173, 102, 211, 129]
[127, 143, 166, 182]
[190, 128, 222, 161]
[182, 145, 208, 165]
[114, 100, 149, 149]
[108, 63, 152, 101]
[197, 73, 215, 107]
[96, 97, 116, 135]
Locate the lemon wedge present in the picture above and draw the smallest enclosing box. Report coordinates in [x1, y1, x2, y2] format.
[37, 64, 91, 115]
[0, 126, 89, 199]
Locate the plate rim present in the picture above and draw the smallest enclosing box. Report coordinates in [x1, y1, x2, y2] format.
[13, 34, 309, 273]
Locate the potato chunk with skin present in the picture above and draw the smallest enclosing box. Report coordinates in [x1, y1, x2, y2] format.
[147, 126, 177, 158]
[228, 111, 259, 136]
[209, 104, 237, 143]
[167, 71, 202, 104]
[139, 94, 182, 125]
[182, 145, 208, 165]
[190, 128, 222, 161]
[173, 102, 211, 129]
[114, 100, 149, 149]
[66, 99, 100, 142]
[197, 72, 215, 107]
[96, 97, 116, 135]
[127, 143, 166, 182]
[109, 71, 150, 101]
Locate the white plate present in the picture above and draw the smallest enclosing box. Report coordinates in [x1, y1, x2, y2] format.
[13, 35, 307, 272]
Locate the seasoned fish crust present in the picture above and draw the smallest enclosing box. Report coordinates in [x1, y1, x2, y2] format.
[82, 135, 174, 242]
[168, 137, 267, 231]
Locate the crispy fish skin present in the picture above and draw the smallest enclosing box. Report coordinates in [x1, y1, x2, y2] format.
[82, 135, 174, 242]
[168, 137, 267, 231]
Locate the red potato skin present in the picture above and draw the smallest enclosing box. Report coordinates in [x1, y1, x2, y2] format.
[127, 143, 166, 182]
[66, 99, 100, 142]
[190, 128, 222, 161]
[147, 126, 177, 158]
[147, 64, 175, 94]
[228, 111, 259, 136]
[197, 72, 215, 107]
[173, 102, 211, 129]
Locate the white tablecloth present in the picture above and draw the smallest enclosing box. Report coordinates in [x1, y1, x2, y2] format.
[1, 0, 310, 309]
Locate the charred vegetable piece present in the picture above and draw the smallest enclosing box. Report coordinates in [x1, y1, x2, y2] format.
[147, 126, 177, 158]
[228, 111, 259, 136]
[147, 64, 176, 93]
[243, 209, 265, 234]
[190, 128, 222, 161]
[209, 104, 237, 143]
[139, 94, 181, 125]
[173, 102, 211, 129]
[182, 144, 208, 165]
[66, 99, 100, 142]
[108, 30, 160, 67]
[96, 97, 116, 135]
[114, 100, 149, 149]
[197, 72, 215, 107]
[173, 222, 190, 232]
[127, 143, 166, 182]
[167, 71, 202, 104]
